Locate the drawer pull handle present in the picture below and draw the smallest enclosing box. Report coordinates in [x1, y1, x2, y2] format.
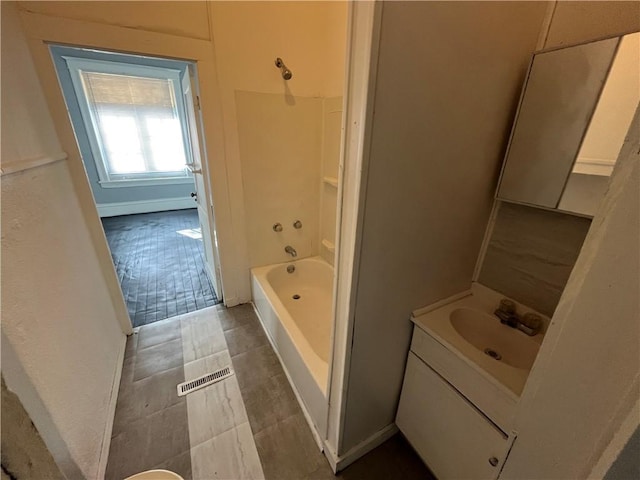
[489, 457, 499, 467]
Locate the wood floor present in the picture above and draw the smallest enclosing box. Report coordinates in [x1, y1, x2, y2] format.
[106, 304, 435, 480]
[101, 209, 219, 328]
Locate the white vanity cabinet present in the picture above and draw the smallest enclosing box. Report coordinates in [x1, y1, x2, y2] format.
[397, 333, 511, 479]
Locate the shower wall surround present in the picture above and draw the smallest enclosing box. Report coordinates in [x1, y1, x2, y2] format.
[207, 1, 348, 278]
[236, 92, 343, 268]
[236, 91, 322, 267]
[319, 96, 343, 266]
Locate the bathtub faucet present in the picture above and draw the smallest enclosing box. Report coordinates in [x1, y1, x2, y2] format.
[284, 245, 297, 258]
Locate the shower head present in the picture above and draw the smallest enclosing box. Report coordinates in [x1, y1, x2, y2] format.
[275, 57, 293, 80]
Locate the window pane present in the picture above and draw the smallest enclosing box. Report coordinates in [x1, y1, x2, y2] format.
[99, 113, 146, 173]
[80, 71, 188, 178]
[145, 116, 188, 172]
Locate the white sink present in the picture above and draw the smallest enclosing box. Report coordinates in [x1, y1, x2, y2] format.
[450, 307, 540, 370]
[410, 287, 548, 431]
[411, 287, 546, 398]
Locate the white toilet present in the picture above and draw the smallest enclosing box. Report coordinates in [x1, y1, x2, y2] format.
[125, 470, 184, 480]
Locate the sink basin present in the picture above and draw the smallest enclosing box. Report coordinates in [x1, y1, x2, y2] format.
[450, 307, 540, 370]
[411, 288, 548, 429]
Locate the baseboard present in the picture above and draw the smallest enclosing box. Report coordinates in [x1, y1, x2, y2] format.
[250, 301, 325, 452]
[326, 423, 399, 473]
[223, 296, 240, 308]
[97, 334, 127, 479]
[96, 197, 195, 217]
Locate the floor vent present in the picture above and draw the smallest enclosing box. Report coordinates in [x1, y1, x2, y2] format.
[177, 367, 234, 396]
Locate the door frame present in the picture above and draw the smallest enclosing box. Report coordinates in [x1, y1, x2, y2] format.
[19, 10, 240, 333]
[324, 1, 383, 471]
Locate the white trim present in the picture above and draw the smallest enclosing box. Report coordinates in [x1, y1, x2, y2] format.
[1, 152, 68, 176]
[96, 197, 195, 217]
[327, 0, 382, 458]
[98, 176, 194, 188]
[411, 289, 472, 319]
[96, 335, 127, 479]
[472, 199, 501, 282]
[322, 176, 339, 187]
[572, 157, 616, 176]
[536, 1, 557, 51]
[222, 296, 240, 308]
[324, 423, 399, 473]
[63, 56, 192, 185]
[61, 55, 183, 76]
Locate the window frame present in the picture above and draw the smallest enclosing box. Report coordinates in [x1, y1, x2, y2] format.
[64, 56, 193, 188]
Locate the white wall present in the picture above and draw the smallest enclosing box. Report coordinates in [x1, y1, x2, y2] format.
[1, 377, 64, 479]
[16, 1, 348, 301]
[1, 3, 125, 478]
[208, 1, 347, 273]
[209, 1, 347, 98]
[544, 0, 640, 48]
[340, 1, 548, 453]
[16, 2, 242, 305]
[575, 33, 640, 169]
[1, 5, 60, 165]
[501, 106, 639, 480]
[17, 0, 211, 40]
[498, 3, 640, 477]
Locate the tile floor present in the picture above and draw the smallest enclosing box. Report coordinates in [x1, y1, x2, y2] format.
[102, 210, 219, 328]
[106, 304, 435, 480]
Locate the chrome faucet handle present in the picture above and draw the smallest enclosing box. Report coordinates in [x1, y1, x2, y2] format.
[521, 313, 542, 333]
[495, 299, 518, 328]
[273, 223, 283, 232]
[498, 298, 516, 314]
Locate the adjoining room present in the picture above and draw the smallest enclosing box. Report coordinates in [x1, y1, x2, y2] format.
[51, 45, 222, 327]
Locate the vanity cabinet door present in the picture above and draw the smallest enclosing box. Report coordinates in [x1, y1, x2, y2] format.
[397, 353, 508, 480]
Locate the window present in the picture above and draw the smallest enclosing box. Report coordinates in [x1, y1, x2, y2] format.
[65, 57, 192, 187]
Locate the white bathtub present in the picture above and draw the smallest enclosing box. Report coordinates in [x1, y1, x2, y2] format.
[251, 256, 333, 437]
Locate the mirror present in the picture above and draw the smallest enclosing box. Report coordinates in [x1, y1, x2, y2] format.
[497, 32, 639, 216]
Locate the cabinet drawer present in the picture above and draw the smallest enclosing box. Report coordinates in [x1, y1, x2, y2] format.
[397, 353, 508, 480]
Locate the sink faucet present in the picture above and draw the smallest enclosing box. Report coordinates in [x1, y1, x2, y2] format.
[494, 299, 542, 336]
[284, 245, 297, 258]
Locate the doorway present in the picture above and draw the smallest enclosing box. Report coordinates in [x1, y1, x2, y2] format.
[50, 45, 222, 327]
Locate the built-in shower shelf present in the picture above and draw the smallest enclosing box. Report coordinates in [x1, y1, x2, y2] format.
[323, 176, 338, 188]
[322, 239, 335, 253]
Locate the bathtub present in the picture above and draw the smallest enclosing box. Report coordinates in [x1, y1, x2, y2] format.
[251, 256, 333, 437]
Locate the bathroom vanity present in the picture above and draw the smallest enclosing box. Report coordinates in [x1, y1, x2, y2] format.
[396, 285, 546, 479]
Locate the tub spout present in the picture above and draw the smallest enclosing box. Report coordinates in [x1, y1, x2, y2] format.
[285, 245, 297, 257]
